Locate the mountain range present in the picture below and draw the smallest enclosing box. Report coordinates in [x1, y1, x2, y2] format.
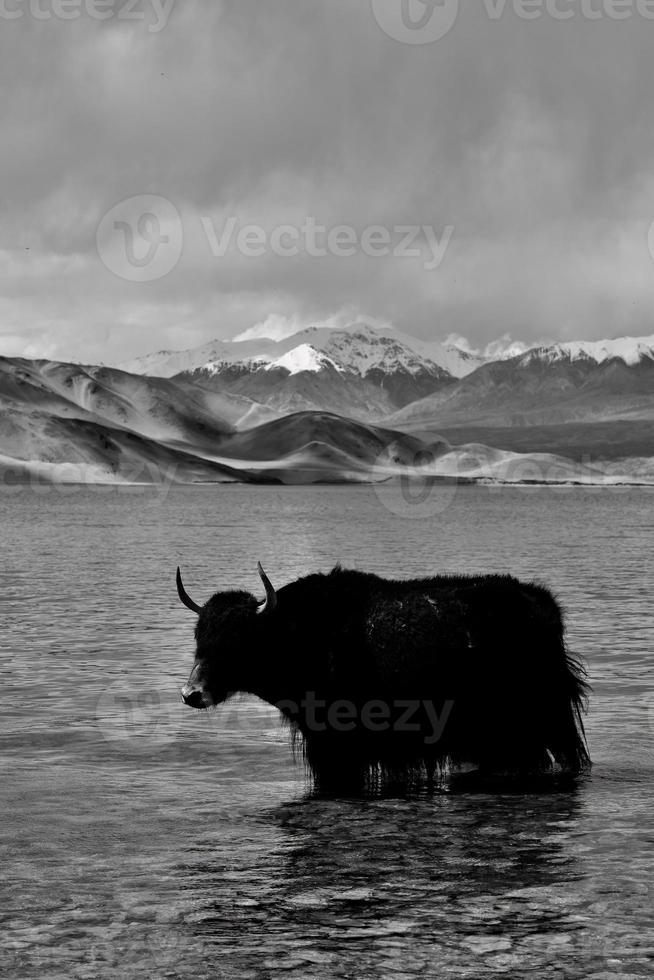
[387, 340, 654, 429]
[120, 323, 476, 423]
[124, 321, 654, 429]
[1, 324, 653, 485]
[120, 323, 489, 380]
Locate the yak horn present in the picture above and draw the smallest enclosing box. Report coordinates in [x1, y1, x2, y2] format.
[257, 562, 277, 616]
[176, 567, 202, 614]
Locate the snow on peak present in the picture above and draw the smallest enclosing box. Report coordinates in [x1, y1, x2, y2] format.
[265, 344, 342, 375]
[296, 323, 451, 378]
[522, 335, 654, 367]
[202, 354, 268, 375]
[117, 322, 503, 379]
[119, 321, 654, 384]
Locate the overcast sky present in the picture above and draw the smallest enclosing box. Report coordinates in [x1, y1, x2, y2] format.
[2, 0, 654, 363]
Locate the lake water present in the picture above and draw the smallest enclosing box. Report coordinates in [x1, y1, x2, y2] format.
[1, 483, 653, 979]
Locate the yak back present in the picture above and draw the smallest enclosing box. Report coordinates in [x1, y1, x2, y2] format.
[271, 566, 565, 695]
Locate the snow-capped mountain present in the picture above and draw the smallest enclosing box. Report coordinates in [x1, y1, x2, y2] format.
[377, 327, 491, 377]
[199, 342, 344, 378]
[176, 324, 459, 420]
[520, 335, 654, 367]
[119, 321, 486, 380]
[291, 324, 469, 378]
[117, 322, 505, 420]
[386, 334, 654, 428]
[117, 324, 654, 428]
[119, 337, 280, 380]
[121, 325, 654, 382]
[263, 344, 344, 375]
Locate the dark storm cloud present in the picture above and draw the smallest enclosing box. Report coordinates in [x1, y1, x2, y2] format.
[2, 0, 654, 362]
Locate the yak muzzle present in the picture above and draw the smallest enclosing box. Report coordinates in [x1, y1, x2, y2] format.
[181, 685, 212, 710]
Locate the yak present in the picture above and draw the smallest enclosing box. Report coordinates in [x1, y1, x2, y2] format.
[177, 563, 590, 789]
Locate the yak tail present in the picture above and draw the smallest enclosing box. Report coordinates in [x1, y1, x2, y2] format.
[549, 648, 591, 773]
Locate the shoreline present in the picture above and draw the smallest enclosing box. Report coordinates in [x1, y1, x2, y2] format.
[3, 476, 654, 489]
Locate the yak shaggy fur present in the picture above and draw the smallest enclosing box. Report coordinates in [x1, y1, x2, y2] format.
[186, 566, 590, 790]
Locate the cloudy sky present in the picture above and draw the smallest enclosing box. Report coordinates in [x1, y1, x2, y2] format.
[2, 0, 654, 364]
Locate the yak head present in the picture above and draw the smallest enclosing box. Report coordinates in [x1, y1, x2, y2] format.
[176, 562, 277, 710]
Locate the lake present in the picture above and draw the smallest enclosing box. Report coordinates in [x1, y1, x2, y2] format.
[1, 483, 653, 979]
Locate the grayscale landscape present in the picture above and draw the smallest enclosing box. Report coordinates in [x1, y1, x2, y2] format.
[2, 323, 654, 487]
[2, 3, 653, 979]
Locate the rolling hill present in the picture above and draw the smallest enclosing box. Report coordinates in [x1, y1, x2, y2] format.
[0, 358, 450, 485]
[0, 356, 253, 440]
[0, 410, 251, 485]
[0, 356, 259, 484]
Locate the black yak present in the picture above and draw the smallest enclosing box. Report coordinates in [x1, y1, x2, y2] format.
[177, 564, 590, 789]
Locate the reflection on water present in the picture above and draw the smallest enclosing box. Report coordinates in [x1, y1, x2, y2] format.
[175, 783, 653, 979]
[185, 791, 588, 977]
[1, 486, 653, 979]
